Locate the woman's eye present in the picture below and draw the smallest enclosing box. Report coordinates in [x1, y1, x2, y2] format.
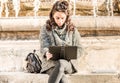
[56, 17, 64, 20]
[56, 17, 60, 19]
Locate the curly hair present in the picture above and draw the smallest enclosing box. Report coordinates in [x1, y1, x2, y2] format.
[46, 0, 75, 31]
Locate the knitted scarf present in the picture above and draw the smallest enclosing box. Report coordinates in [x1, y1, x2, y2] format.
[52, 24, 74, 46]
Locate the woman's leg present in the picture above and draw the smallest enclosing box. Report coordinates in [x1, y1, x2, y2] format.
[59, 74, 68, 83]
[48, 59, 72, 83]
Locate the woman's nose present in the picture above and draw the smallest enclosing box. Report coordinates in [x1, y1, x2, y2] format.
[59, 19, 63, 23]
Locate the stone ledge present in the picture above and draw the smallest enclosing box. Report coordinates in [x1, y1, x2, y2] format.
[67, 73, 120, 83]
[0, 16, 120, 31]
[0, 16, 120, 40]
[0, 16, 120, 39]
[0, 72, 120, 83]
[0, 72, 49, 83]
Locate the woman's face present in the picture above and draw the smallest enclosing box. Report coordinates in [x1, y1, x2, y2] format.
[53, 11, 67, 27]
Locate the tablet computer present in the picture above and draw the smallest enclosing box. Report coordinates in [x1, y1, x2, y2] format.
[49, 46, 77, 60]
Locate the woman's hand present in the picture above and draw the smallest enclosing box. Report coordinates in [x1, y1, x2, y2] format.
[46, 51, 53, 60]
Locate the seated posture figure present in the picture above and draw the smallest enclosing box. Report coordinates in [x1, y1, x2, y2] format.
[40, 1, 84, 83]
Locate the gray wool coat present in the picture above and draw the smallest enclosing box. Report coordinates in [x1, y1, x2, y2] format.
[40, 24, 84, 73]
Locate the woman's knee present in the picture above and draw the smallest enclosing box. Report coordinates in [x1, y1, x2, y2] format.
[58, 60, 68, 71]
[59, 59, 68, 65]
[59, 59, 72, 73]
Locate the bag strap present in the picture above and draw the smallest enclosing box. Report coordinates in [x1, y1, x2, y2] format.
[33, 50, 42, 65]
[69, 60, 77, 73]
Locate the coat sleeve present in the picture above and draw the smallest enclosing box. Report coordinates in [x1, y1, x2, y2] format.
[39, 25, 50, 57]
[74, 28, 85, 58]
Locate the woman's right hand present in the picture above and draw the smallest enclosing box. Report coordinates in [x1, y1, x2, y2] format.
[45, 51, 53, 60]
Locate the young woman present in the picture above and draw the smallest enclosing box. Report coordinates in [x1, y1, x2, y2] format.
[40, 1, 84, 83]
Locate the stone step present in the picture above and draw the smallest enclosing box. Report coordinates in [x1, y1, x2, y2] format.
[0, 72, 119, 83]
[0, 40, 40, 72]
[0, 72, 48, 83]
[0, 36, 120, 73]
